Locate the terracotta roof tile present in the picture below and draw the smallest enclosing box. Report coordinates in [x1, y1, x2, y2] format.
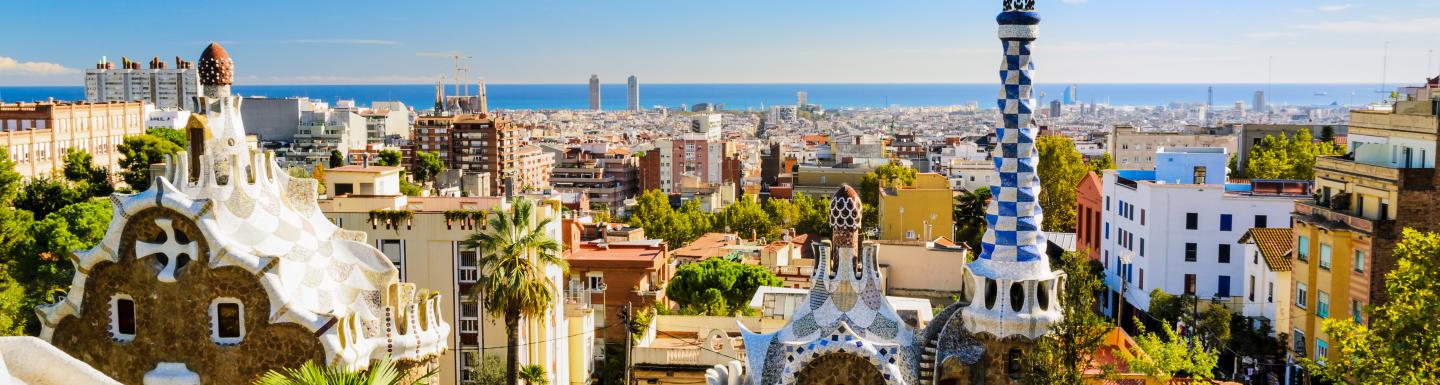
[1239, 228, 1292, 272]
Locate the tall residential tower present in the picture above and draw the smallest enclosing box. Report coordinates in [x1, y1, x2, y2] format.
[589, 74, 601, 111]
[626, 75, 639, 111]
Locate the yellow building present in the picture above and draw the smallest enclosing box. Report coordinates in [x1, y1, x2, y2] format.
[1290, 86, 1440, 371]
[318, 166, 595, 385]
[877, 173, 955, 241]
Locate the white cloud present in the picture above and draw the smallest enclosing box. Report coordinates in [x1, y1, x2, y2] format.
[289, 39, 399, 45]
[1317, 4, 1353, 12]
[1298, 17, 1440, 33]
[0, 57, 80, 76]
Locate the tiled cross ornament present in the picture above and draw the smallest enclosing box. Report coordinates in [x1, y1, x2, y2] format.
[136, 217, 197, 283]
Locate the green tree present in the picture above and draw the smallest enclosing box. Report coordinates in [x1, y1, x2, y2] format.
[791, 193, 832, 238]
[330, 150, 346, 168]
[666, 258, 781, 316]
[0, 207, 36, 336]
[62, 148, 94, 182]
[16, 177, 88, 219]
[1123, 318, 1219, 383]
[518, 365, 547, 385]
[413, 151, 444, 183]
[1087, 152, 1116, 175]
[1246, 131, 1346, 180]
[0, 273, 26, 336]
[953, 187, 990, 251]
[462, 198, 566, 385]
[1021, 251, 1114, 385]
[253, 357, 432, 385]
[1309, 229, 1440, 384]
[628, 190, 715, 248]
[146, 127, 187, 148]
[61, 148, 114, 197]
[859, 162, 917, 232]
[375, 149, 402, 167]
[1147, 290, 1231, 350]
[1320, 125, 1336, 143]
[763, 198, 800, 231]
[0, 149, 22, 205]
[717, 196, 775, 240]
[1036, 135, 1087, 232]
[117, 134, 183, 191]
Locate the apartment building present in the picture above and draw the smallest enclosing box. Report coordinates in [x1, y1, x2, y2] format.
[1099, 148, 1310, 323]
[1288, 81, 1440, 370]
[560, 218, 672, 345]
[1108, 124, 1236, 170]
[877, 173, 955, 241]
[551, 144, 640, 213]
[0, 100, 146, 178]
[319, 167, 593, 385]
[84, 56, 199, 111]
[451, 113, 553, 196]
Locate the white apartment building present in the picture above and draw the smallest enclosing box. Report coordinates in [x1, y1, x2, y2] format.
[1100, 147, 1311, 319]
[84, 56, 200, 111]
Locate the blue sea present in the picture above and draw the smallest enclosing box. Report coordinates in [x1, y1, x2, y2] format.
[0, 83, 1388, 111]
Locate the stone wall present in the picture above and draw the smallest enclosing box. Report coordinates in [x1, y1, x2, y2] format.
[795, 352, 886, 385]
[51, 207, 325, 384]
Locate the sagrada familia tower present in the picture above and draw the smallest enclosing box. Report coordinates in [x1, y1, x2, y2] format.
[709, 2, 1063, 385]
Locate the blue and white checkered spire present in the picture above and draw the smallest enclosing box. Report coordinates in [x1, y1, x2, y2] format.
[961, 2, 1062, 340]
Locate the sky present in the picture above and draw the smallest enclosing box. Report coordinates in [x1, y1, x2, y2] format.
[3, 0, 1440, 86]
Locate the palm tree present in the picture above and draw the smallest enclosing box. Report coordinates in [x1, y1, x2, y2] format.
[463, 198, 566, 385]
[253, 358, 432, 385]
[518, 364, 548, 385]
[953, 186, 991, 252]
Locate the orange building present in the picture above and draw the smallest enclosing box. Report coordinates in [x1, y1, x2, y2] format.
[1076, 171, 1104, 261]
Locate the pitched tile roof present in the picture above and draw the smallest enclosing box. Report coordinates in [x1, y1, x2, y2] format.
[1238, 228, 1293, 272]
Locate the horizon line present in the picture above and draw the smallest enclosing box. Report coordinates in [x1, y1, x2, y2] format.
[0, 81, 1399, 87]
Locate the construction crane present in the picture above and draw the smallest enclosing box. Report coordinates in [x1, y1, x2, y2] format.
[416, 51, 472, 100]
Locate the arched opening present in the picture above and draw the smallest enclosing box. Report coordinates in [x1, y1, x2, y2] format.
[795, 353, 886, 385]
[1009, 282, 1024, 312]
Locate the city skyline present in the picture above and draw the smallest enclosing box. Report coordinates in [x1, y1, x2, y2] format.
[3, 0, 1440, 86]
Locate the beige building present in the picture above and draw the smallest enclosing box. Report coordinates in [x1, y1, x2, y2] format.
[319, 166, 594, 385]
[792, 165, 871, 197]
[1108, 124, 1236, 170]
[0, 100, 146, 179]
[1236, 124, 1347, 176]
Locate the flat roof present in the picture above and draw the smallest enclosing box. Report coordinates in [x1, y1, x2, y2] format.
[328, 165, 403, 174]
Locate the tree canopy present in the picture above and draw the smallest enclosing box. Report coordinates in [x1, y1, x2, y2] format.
[1309, 229, 1440, 384]
[375, 149, 402, 167]
[628, 190, 713, 248]
[716, 196, 775, 240]
[1123, 318, 1219, 383]
[1036, 135, 1088, 232]
[953, 186, 990, 251]
[413, 151, 444, 183]
[117, 133, 183, 191]
[1245, 130, 1345, 180]
[666, 257, 782, 316]
[1022, 252, 1113, 385]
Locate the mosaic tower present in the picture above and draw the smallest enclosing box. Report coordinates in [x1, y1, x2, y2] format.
[962, 0, 1064, 340]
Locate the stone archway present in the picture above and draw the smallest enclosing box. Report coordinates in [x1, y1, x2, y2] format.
[795, 352, 886, 385]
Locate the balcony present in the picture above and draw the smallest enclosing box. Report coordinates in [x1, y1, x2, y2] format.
[1294, 200, 1394, 237]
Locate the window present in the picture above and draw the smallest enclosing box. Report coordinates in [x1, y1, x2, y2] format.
[1104, 222, 1109, 239]
[379, 240, 405, 280]
[1139, 268, 1145, 290]
[1184, 274, 1197, 295]
[458, 245, 479, 283]
[1185, 243, 1197, 262]
[460, 348, 482, 383]
[333, 183, 354, 196]
[1319, 243, 1332, 270]
[1105, 196, 1110, 211]
[110, 294, 136, 342]
[1007, 349, 1023, 380]
[1298, 236, 1310, 262]
[211, 298, 245, 345]
[588, 273, 606, 292]
[1255, 214, 1268, 228]
[1139, 238, 1146, 257]
[1353, 250, 1365, 273]
[1185, 213, 1198, 230]
[1317, 339, 1329, 362]
[1317, 291, 1330, 318]
[1218, 244, 1231, 263]
[1351, 300, 1364, 323]
[1220, 214, 1233, 231]
[1193, 166, 1207, 184]
[1268, 282, 1275, 303]
[1293, 330, 1307, 356]
[1218, 275, 1231, 298]
[460, 300, 480, 333]
[1140, 209, 1146, 225]
[1296, 282, 1308, 309]
[1249, 275, 1256, 301]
